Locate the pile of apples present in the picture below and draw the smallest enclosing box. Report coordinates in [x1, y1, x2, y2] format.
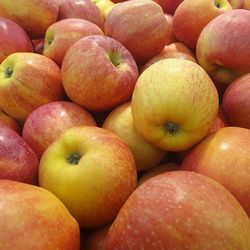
[0, 0, 250, 249]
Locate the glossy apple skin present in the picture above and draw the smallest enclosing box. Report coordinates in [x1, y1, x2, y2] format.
[152, 0, 184, 14]
[0, 17, 34, 63]
[0, 110, 21, 134]
[43, 18, 104, 67]
[196, 9, 250, 86]
[22, 101, 97, 159]
[39, 126, 137, 228]
[0, 52, 64, 122]
[58, 0, 104, 30]
[106, 171, 250, 249]
[0, 180, 80, 250]
[102, 102, 167, 172]
[105, 0, 169, 65]
[181, 127, 250, 217]
[173, 0, 232, 50]
[222, 74, 250, 129]
[61, 35, 138, 112]
[131, 58, 219, 152]
[0, 0, 59, 39]
[0, 125, 39, 184]
[141, 42, 197, 73]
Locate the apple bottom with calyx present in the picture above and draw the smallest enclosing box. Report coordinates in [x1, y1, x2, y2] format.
[106, 171, 250, 249]
[39, 126, 137, 228]
[0, 180, 80, 250]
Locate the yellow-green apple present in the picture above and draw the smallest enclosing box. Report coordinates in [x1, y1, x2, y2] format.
[140, 42, 197, 73]
[0, 125, 39, 184]
[0, 110, 21, 134]
[58, 0, 104, 30]
[0, 180, 80, 250]
[173, 0, 232, 50]
[0, 0, 59, 39]
[152, 0, 184, 14]
[39, 126, 137, 228]
[0, 52, 64, 122]
[196, 9, 250, 86]
[22, 101, 97, 159]
[138, 163, 180, 185]
[81, 224, 110, 250]
[61, 35, 138, 112]
[43, 18, 104, 67]
[102, 102, 167, 172]
[228, 0, 244, 8]
[244, 0, 250, 9]
[106, 171, 250, 249]
[104, 0, 169, 65]
[92, 0, 117, 17]
[131, 58, 219, 152]
[222, 74, 250, 129]
[181, 126, 250, 217]
[0, 17, 34, 63]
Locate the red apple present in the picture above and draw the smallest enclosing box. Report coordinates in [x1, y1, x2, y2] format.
[39, 126, 137, 228]
[244, 0, 250, 9]
[0, 0, 59, 39]
[196, 9, 250, 85]
[105, 0, 169, 65]
[22, 101, 97, 159]
[32, 39, 44, 54]
[141, 42, 197, 73]
[228, 0, 244, 8]
[181, 126, 250, 217]
[102, 102, 167, 172]
[152, 0, 184, 14]
[58, 0, 104, 30]
[0, 110, 21, 134]
[0, 52, 64, 122]
[43, 18, 104, 67]
[0, 124, 39, 185]
[0, 17, 34, 63]
[173, 0, 232, 50]
[106, 171, 250, 249]
[61, 35, 138, 112]
[222, 73, 250, 129]
[0, 180, 80, 250]
[164, 14, 177, 45]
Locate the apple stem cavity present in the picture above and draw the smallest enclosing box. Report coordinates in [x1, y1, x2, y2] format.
[214, 1, 221, 8]
[67, 152, 81, 165]
[4, 67, 13, 78]
[108, 51, 121, 67]
[165, 122, 180, 136]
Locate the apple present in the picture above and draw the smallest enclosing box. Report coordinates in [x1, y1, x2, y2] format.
[0, 180, 80, 250]
[131, 58, 219, 152]
[22, 101, 97, 159]
[172, 0, 232, 50]
[0, 17, 34, 63]
[164, 14, 177, 45]
[181, 126, 250, 217]
[106, 171, 250, 249]
[0, 52, 64, 122]
[32, 39, 44, 54]
[141, 42, 197, 73]
[222, 73, 250, 129]
[58, 0, 104, 30]
[39, 126, 137, 228]
[0, 124, 39, 185]
[0, 0, 59, 39]
[152, 0, 184, 14]
[81, 224, 110, 249]
[104, 0, 169, 65]
[196, 9, 250, 86]
[61, 35, 138, 112]
[102, 102, 167, 172]
[0, 110, 21, 134]
[138, 163, 180, 185]
[92, 0, 117, 17]
[43, 18, 104, 67]
[228, 0, 244, 8]
[244, 0, 250, 9]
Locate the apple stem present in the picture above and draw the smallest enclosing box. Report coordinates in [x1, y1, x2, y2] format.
[67, 152, 81, 165]
[4, 67, 13, 78]
[165, 122, 179, 136]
